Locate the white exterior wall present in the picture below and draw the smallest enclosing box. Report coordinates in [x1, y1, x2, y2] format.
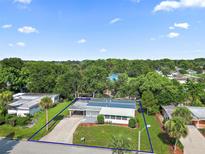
[104, 118, 130, 124]
[51, 95, 59, 104]
[86, 110, 100, 118]
[8, 109, 29, 117]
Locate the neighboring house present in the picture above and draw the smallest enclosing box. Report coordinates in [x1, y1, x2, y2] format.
[167, 72, 188, 84]
[161, 105, 205, 129]
[187, 69, 197, 75]
[69, 98, 136, 125]
[8, 93, 60, 117]
[174, 76, 188, 84]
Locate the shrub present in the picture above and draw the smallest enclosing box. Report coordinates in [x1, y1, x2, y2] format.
[16, 116, 31, 126]
[0, 115, 5, 125]
[128, 118, 136, 128]
[7, 117, 17, 127]
[97, 114, 104, 124]
[5, 115, 18, 127]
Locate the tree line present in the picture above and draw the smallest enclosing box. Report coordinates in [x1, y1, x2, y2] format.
[0, 57, 205, 112]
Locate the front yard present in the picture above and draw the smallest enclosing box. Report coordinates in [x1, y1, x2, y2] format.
[0, 101, 70, 140]
[73, 114, 170, 154]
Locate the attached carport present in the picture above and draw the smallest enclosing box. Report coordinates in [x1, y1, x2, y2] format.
[69, 100, 88, 117]
[70, 110, 86, 116]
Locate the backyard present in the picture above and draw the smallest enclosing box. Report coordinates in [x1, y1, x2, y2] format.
[0, 101, 70, 140]
[73, 114, 170, 154]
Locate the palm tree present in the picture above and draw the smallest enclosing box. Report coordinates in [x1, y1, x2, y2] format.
[39, 96, 53, 131]
[0, 91, 13, 116]
[172, 107, 192, 124]
[165, 117, 188, 153]
[109, 135, 130, 154]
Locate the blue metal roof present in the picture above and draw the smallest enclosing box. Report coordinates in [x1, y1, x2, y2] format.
[87, 99, 136, 109]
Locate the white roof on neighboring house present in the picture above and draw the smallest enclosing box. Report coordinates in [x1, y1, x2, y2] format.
[9, 93, 59, 109]
[99, 107, 135, 117]
[186, 106, 205, 120]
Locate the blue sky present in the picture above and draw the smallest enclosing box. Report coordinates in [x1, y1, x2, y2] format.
[0, 0, 205, 61]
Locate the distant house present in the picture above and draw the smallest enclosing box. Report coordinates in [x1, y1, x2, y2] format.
[8, 93, 60, 117]
[187, 69, 197, 75]
[69, 98, 136, 125]
[161, 105, 205, 129]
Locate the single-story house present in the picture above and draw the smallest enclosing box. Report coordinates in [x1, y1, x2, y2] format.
[161, 105, 205, 128]
[69, 98, 136, 125]
[8, 93, 59, 117]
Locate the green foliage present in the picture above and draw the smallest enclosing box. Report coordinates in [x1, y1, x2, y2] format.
[165, 117, 188, 152]
[81, 65, 108, 97]
[97, 114, 104, 124]
[109, 135, 131, 154]
[0, 91, 13, 102]
[6, 116, 17, 127]
[179, 69, 187, 74]
[16, 116, 31, 126]
[0, 115, 5, 125]
[165, 117, 188, 140]
[0, 57, 205, 107]
[39, 97, 53, 110]
[172, 107, 192, 124]
[0, 91, 13, 116]
[128, 117, 136, 128]
[142, 90, 158, 114]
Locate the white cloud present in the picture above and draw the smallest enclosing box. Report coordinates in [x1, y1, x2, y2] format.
[14, 0, 32, 5]
[16, 42, 26, 47]
[18, 26, 38, 34]
[77, 38, 87, 44]
[109, 18, 122, 24]
[167, 32, 180, 38]
[99, 48, 107, 52]
[154, 0, 205, 12]
[174, 22, 190, 29]
[169, 26, 175, 30]
[2, 24, 13, 29]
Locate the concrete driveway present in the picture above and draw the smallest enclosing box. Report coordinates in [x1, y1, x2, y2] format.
[41, 116, 83, 143]
[180, 125, 205, 154]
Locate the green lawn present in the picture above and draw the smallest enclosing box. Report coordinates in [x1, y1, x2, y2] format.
[73, 114, 170, 154]
[0, 101, 70, 140]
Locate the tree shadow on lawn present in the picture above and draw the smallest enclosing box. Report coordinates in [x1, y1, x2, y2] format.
[158, 132, 174, 146]
[0, 132, 20, 154]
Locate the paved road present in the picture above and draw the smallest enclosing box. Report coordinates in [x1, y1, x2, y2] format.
[0, 138, 113, 154]
[41, 116, 82, 143]
[180, 125, 205, 154]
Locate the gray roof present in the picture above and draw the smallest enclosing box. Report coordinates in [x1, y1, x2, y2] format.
[186, 106, 205, 120]
[162, 105, 205, 120]
[161, 105, 176, 119]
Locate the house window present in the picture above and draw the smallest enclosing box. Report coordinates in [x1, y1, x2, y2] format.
[116, 116, 121, 120]
[105, 115, 110, 119]
[122, 117, 127, 120]
[111, 115, 115, 119]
